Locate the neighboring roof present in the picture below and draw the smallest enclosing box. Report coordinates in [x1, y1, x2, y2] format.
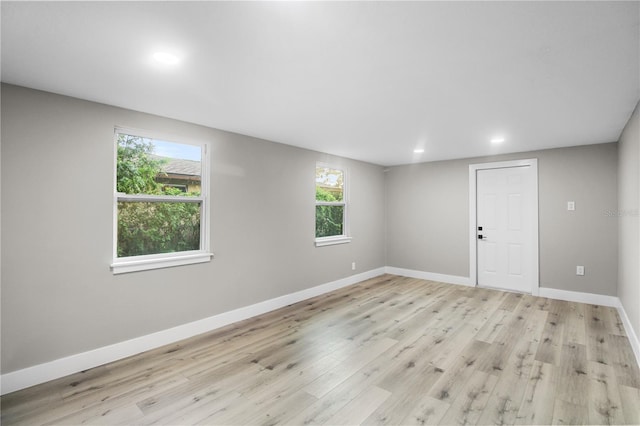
[152, 155, 201, 178]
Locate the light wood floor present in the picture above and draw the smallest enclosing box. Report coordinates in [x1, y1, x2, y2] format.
[2, 274, 639, 425]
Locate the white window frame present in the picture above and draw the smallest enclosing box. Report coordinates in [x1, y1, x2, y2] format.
[111, 127, 213, 274]
[315, 163, 352, 247]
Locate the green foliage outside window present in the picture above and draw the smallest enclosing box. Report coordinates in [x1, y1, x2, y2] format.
[117, 135, 165, 195]
[116, 135, 201, 257]
[315, 186, 344, 238]
[315, 166, 346, 239]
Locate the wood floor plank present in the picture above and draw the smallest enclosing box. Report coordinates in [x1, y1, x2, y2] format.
[239, 348, 343, 409]
[376, 330, 468, 395]
[563, 301, 587, 345]
[586, 304, 619, 336]
[555, 342, 590, 407]
[534, 309, 564, 365]
[135, 362, 261, 416]
[477, 337, 539, 426]
[6, 367, 189, 426]
[475, 308, 512, 343]
[587, 361, 625, 425]
[303, 337, 397, 399]
[428, 322, 490, 372]
[42, 402, 144, 426]
[0, 379, 65, 425]
[185, 393, 257, 425]
[552, 399, 589, 425]
[521, 308, 548, 344]
[610, 307, 628, 336]
[438, 369, 498, 425]
[618, 384, 640, 425]
[498, 291, 524, 311]
[340, 333, 446, 424]
[287, 346, 405, 425]
[137, 389, 243, 425]
[398, 396, 450, 426]
[322, 385, 391, 425]
[223, 389, 317, 425]
[515, 360, 556, 425]
[475, 305, 533, 375]
[585, 329, 611, 367]
[361, 366, 444, 426]
[426, 339, 491, 404]
[2, 274, 639, 426]
[607, 333, 640, 388]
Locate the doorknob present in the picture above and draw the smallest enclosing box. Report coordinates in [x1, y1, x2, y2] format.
[478, 234, 484, 240]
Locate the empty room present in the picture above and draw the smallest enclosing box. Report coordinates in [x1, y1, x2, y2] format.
[1, 1, 639, 425]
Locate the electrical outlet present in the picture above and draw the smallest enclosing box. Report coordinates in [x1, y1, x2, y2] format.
[567, 201, 575, 211]
[576, 265, 584, 276]
[352, 262, 356, 271]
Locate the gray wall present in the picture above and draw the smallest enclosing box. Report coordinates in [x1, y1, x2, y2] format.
[386, 143, 619, 295]
[0, 84, 386, 374]
[618, 102, 640, 340]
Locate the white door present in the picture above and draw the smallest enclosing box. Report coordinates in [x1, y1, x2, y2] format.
[476, 166, 534, 293]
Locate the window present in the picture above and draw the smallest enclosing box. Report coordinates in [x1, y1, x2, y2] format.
[315, 164, 351, 246]
[111, 128, 212, 274]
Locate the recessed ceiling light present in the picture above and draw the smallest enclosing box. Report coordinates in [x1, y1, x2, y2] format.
[490, 137, 505, 144]
[153, 52, 180, 65]
[413, 148, 425, 153]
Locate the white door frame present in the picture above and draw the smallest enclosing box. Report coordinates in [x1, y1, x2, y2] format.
[469, 159, 539, 295]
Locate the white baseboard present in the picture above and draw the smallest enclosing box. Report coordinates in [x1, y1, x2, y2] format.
[616, 300, 640, 370]
[538, 287, 620, 307]
[385, 266, 473, 287]
[0, 267, 385, 395]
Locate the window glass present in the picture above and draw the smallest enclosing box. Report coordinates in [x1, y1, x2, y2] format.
[316, 167, 344, 202]
[117, 134, 201, 196]
[117, 201, 201, 257]
[114, 130, 208, 268]
[315, 205, 344, 238]
[315, 165, 347, 240]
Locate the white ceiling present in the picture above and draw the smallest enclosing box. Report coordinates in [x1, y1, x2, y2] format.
[2, 1, 639, 166]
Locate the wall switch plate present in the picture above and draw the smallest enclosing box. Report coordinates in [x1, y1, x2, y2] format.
[576, 265, 584, 276]
[567, 201, 575, 211]
[352, 262, 356, 271]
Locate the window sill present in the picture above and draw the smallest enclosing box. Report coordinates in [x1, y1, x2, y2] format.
[111, 252, 213, 274]
[315, 236, 352, 247]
